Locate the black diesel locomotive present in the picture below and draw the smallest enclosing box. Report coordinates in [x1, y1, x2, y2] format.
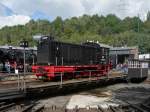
[32, 36, 111, 80]
[37, 36, 109, 65]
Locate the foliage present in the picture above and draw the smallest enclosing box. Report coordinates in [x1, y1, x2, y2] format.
[0, 13, 150, 53]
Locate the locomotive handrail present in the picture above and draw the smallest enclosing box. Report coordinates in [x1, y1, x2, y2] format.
[35, 69, 109, 74]
[0, 72, 35, 76]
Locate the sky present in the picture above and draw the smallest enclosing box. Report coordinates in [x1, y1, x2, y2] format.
[0, 0, 150, 28]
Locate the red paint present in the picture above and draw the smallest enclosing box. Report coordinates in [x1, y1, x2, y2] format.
[32, 63, 111, 80]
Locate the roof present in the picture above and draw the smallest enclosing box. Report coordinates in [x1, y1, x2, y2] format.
[0, 45, 37, 50]
[110, 46, 138, 51]
[110, 46, 138, 55]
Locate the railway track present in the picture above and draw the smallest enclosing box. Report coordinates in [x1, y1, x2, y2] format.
[0, 102, 150, 112]
[0, 73, 149, 112]
[0, 85, 149, 112]
[41, 103, 150, 112]
[0, 101, 44, 112]
[21, 103, 44, 112]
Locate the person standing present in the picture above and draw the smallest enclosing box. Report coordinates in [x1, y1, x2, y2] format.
[14, 61, 17, 70]
[8, 61, 11, 73]
[5, 61, 10, 73]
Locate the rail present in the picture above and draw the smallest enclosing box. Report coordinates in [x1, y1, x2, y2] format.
[38, 103, 150, 112]
[0, 100, 44, 112]
[0, 100, 150, 112]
